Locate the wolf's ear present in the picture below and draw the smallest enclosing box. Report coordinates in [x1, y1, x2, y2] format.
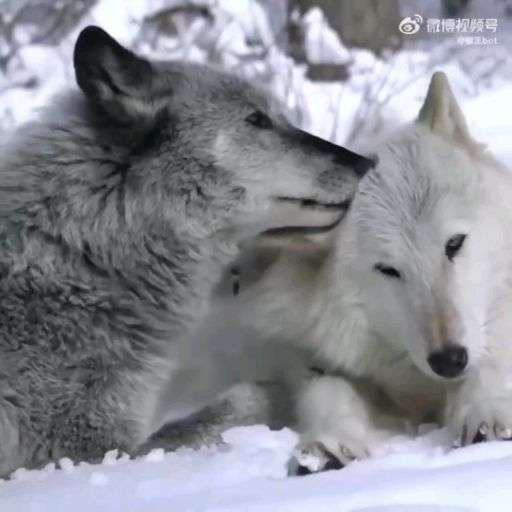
[417, 72, 484, 155]
[74, 26, 156, 122]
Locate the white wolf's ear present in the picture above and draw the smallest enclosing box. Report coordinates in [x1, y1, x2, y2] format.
[417, 72, 484, 155]
[74, 26, 156, 122]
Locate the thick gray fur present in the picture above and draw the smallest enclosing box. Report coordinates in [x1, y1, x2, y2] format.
[0, 26, 371, 476]
[141, 381, 294, 454]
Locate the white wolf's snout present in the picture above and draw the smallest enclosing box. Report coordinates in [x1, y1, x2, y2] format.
[425, 304, 469, 379]
[418, 282, 470, 380]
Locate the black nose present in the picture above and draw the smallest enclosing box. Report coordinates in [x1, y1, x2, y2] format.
[333, 148, 375, 177]
[294, 129, 375, 177]
[427, 345, 468, 378]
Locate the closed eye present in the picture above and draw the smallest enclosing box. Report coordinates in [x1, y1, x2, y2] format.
[245, 110, 273, 129]
[374, 263, 402, 279]
[445, 234, 467, 261]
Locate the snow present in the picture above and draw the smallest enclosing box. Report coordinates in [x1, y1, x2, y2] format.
[3, 425, 512, 511]
[2, 0, 511, 161]
[1, 1, 512, 510]
[464, 85, 512, 166]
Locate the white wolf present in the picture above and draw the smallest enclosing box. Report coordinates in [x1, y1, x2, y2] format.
[229, 71, 512, 473]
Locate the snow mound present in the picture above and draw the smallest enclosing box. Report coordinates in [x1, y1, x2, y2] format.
[2, 425, 512, 511]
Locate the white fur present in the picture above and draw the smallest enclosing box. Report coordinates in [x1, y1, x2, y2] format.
[234, 72, 512, 471]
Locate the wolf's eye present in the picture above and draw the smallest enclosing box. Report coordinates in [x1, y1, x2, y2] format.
[374, 263, 402, 279]
[245, 110, 273, 129]
[445, 234, 467, 261]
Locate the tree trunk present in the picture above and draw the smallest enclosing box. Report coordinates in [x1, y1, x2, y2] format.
[289, 0, 402, 53]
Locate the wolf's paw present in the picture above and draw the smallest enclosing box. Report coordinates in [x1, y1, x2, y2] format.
[289, 433, 372, 476]
[447, 392, 512, 446]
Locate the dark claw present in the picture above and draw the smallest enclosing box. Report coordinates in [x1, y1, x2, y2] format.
[323, 456, 344, 471]
[289, 443, 344, 477]
[472, 430, 486, 444]
[295, 464, 313, 476]
[315, 443, 344, 472]
[292, 455, 343, 476]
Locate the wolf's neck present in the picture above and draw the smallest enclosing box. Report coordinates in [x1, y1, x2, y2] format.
[2, 92, 237, 256]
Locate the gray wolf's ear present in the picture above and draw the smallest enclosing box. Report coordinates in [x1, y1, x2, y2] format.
[417, 71, 484, 155]
[74, 26, 156, 122]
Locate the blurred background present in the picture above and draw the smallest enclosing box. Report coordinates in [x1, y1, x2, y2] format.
[0, 0, 511, 163]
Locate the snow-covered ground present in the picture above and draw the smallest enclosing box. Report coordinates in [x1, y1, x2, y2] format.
[1, 1, 512, 510]
[3, 425, 512, 512]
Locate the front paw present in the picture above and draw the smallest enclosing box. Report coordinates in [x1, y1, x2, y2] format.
[289, 434, 370, 476]
[447, 391, 512, 446]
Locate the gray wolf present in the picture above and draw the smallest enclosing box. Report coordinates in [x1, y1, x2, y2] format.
[233, 72, 512, 473]
[0, 25, 372, 475]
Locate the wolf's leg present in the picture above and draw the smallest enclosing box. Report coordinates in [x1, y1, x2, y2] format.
[4, 363, 165, 472]
[49, 395, 139, 463]
[46, 367, 165, 464]
[445, 365, 512, 446]
[139, 381, 294, 454]
[290, 375, 407, 475]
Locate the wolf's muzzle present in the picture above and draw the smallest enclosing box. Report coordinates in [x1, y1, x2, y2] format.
[427, 345, 468, 378]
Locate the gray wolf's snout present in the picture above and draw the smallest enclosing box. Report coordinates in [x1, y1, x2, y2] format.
[332, 146, 375, 177]
[428, 345, 468, 378]
[297, 129, 375, 178]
